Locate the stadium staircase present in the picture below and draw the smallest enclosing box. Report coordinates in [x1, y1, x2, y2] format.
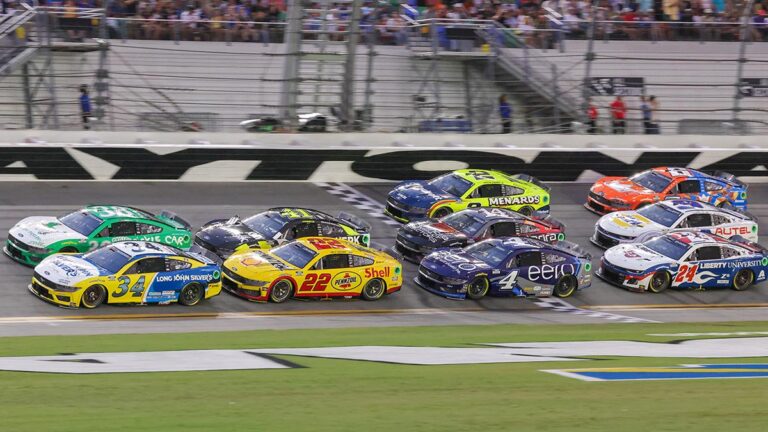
[0, 6, 39, 78]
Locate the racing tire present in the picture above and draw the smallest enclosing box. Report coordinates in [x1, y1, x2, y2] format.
[361, 278, 386, 301]
[518, 206, 534, 217]
[59, 247, 77, 253]
[732, 269, 754, 291]
[648, 271, 671, 293]
[179, 283, 204, 306]
[431, 207, 452, 219]
[635, 202, 650, 210]
[81, 285, 106, 309]
[554, 274, 578, 298]
[466, 277, 490, 300]
[269, 279, 294, 303]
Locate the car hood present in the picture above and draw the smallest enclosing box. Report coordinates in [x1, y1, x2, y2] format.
[421, 249, 491, 279]
[598, 211, 668, 238]
[591, 177, 657, 202]
[9, 216, 86, 248]
[224, 250, 296, 277]
[196, 222, 269, 251]
[603, 243, 675, 272]
[403, 221, 468, 246]
[35, 254, 103, 286]
[390, 181, 455, 209]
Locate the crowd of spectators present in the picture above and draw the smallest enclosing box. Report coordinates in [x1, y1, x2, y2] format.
[2, 0, 766, 44]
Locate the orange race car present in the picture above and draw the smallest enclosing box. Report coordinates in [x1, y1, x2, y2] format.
[585, 167, 748, 215]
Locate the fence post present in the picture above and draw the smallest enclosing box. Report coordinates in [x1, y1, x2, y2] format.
[581, 5, 598, 124]
[552, 63, 560, 132]
[732, 0, 755, 127]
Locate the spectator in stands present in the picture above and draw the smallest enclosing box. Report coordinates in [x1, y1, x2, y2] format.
[587, 98, 598, 134]
[640, 95, 652, 134]
[610, 95, 626, 134]
[79, 85, 92, 130]
[499, 94, 512, 133]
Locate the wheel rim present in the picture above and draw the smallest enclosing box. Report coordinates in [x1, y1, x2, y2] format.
[735, 271, 752, 288]
[272, 281, 291, 302]
[651, 273, 668, 292]
[183, 285, 201, 303]
[365, 280, 384, 298]
[556, 277, 575, 296]
[83, 286, 103, 307]
[468, 279, 488, 297]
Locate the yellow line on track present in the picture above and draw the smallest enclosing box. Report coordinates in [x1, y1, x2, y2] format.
[585, 303, 768, 311]
[0, 307, 488, 323]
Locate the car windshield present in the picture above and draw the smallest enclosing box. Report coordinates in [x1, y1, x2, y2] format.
[441, 212, 486, 236]
[465, 241, 509, 267]
[83, 246, 132, 274]
[630, 171, 672, 193]
[271, 242, 317, 268]
[58, 211, 103, 236]
[243, 212, 287, 238]
[637, 204, 682, 228]
[643, 236, 690, 260]
[429, 174, 472, 197]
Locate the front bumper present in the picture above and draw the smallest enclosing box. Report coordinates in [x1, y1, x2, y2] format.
[595, 260, 651, 292]
[221, 272, 268, 302]
[4, 241, 46, 267]
[414, 268, 468, 300]
[28, 278, 80, 308]
[589, 228, 633, 249]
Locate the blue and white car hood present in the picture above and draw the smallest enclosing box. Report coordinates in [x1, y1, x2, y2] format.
[390, 181, 455, 209]
[603, 243, 676, 273]
[421, 249, 491, 279]
[35, 254, 104, 286]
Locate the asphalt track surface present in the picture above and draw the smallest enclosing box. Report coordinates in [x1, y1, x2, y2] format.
[1, 181, 768, 335]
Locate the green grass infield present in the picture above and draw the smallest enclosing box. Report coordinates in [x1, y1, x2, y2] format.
[2, 321, 768, 432]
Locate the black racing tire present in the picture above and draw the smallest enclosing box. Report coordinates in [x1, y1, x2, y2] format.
[648, 271, 671, 293]
[466, 277, 490, 300]
[179, 283, 204, 306]
[732, 269, 754, 291]
[361, 278, 386, 301]
[518, 206, 534, 217]
[269, 279, 294, 303]
[431, 207, 452, 219]
[60, 247, 78, 253]
[81, 285, 106, 309]
[635, 202, 650, 210]
[554, 274, 578, 298]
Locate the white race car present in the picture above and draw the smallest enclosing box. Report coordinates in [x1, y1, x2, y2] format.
[591, 199, 758, 249]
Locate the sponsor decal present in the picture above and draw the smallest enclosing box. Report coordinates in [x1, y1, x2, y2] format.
[332, 271, 361, 291]
[155, 273, 215, 283]
[364, 267, 391, 278]
[528, 264, 576, 282]
[488, 195, 541, 206]
[240, 256, 266, 267]
[52, 260, 92, 277]
[43, 221, 61, 229]
[714, 226, 751, 237]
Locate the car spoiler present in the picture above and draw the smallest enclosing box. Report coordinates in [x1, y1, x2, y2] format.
[337, 211, 372, 233]
[158, 210, 192, 231]
[729, 235, 768, 254]
[713, 170, 748, 190]
[554, 240, 591, 261]
[510, 173, 551, 192]
[540, 214, 566, 231]
[712, 202, 759, 223]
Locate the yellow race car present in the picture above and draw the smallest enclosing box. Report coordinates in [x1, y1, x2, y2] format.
[29, 241, 222, 308]
[222, 237, 403, 303]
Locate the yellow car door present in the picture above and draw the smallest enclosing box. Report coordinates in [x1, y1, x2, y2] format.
[297, 253, 355, 297]
[110, 257, 165, 304]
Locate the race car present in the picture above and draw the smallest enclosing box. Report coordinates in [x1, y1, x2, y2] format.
[385, 169, 551, 223]
[221, 237, 402, 303]
[29, 241, 221, 308]
[591, 199, 758, 249]
[5, 205, 193, 266]
[415, 237, 592, 300]
[585, 167, 748, 215]
[191, 208, 371, 263]
[597, 230, 768, 293]
[395, 207, 566, 263]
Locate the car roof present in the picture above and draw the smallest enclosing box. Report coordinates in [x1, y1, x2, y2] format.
[296, 237, 358, 253]
[485, 236, 550, 250]
[451, 169, 531, 186]
[665, 231, 727, 246]
[457, 207, 528, 222]
[266, 207, 339, 223]
[109, 241, 182, 259]
[83, 205, 156, 221]
[659, 199, 718, 213]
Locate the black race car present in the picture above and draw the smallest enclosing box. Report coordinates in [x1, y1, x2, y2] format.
[190, 207, 371, 263]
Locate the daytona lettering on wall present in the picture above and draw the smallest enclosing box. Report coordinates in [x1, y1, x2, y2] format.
[1, 147, 768, 181]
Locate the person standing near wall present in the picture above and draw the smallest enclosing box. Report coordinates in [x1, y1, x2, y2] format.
[587, 98, 598, 134]
[79, 84, 91, 130]
[610, 95, 626, 134]
[649, 95, 660, 134]
[641, 95, 652, 134]
[499, 94, 512, 133]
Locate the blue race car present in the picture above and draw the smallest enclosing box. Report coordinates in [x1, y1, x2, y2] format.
[597, 230, 768, 293]
[415, 237, 592, 300]
[395, 208, 566, 263]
